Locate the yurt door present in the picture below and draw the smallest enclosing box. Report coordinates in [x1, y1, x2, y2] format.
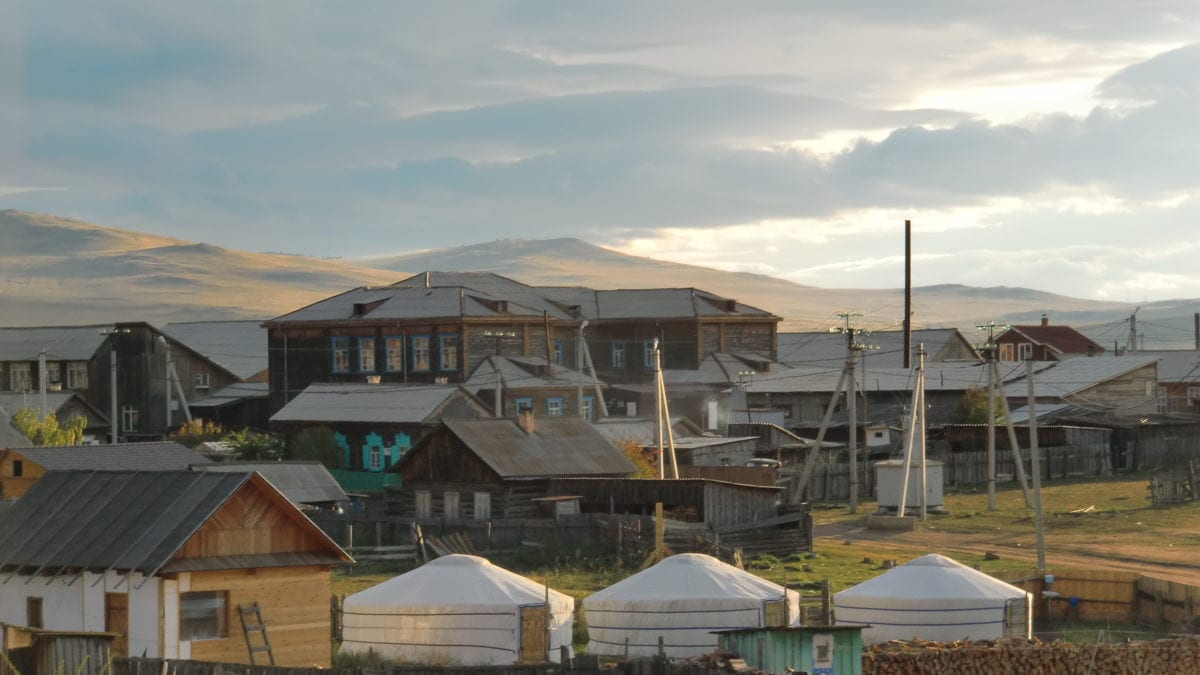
[517, 605, 549, 663]
[763, 599, 789, 627]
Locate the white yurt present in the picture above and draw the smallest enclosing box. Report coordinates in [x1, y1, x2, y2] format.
[582, 553, 800, 658]
[834, 553, 1032, 645]
[341, 554, 575, 665]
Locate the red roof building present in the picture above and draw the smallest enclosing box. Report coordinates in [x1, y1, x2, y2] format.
[995, 315, 1105, 361]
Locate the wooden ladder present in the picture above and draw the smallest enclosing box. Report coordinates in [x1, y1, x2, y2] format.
[238, 602, 275, 666]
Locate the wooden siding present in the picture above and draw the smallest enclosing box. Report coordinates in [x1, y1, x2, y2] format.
[716, 321, 775, 358]
[174, 482, 330, 559]
[0, 451, 45, 500]
[546, 478, 778, 527]
[186, 566, 331, 667]
[396, 429, 503, 484]
[386, 480, 545, 521]
[1066, 362, 1158, 413]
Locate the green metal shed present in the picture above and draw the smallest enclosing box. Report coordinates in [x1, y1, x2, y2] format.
[716, 625, 865, 675]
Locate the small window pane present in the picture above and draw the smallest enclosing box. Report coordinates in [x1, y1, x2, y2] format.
[412, 337, 431, 371]
[180, 591, 227, 641]
[359, 338, 376, 372]
[385, 337, 404, 372]
[439, 335, 459, 371]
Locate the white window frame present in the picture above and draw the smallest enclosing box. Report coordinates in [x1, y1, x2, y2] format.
[385, 336, 405, 372]
[358, 337, 376, 372]
[582, 396, 594, 421]
[193, 372, 210, 389]
[473, 492, 491, 521]
[414, 490, 432, 519]
[67, 361, 88, 389]
[9, 363, 30, 392]
[547, 397, 564, 417]
[1188, 386, 1200, 400]
[612, 343, 625, 368]
[443, 491, 460, 519]
[1018, 342, 1033, 360]
[411, 336, 431, 371]
[332, 337, 350, 373]
[121, 405, 139, 432]
[439, 335, 459, 372]
[368, 444, 382, 470]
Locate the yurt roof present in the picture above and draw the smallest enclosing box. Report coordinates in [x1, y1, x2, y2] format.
[345, 554, 573, 610]
[834, 554, 1027, 602]
[585, 553, 789, 603]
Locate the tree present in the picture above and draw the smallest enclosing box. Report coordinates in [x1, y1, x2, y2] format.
[615, 437, 657, 479]
[10, 407, 87, 446]
[290, 426, 344, 469]
[957, 386, 1005, 425]
[224, 428, 287, 461]
[171, 419, 226, 449]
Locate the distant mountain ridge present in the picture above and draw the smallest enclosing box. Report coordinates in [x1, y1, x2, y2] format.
[1, 210, 1194, 348]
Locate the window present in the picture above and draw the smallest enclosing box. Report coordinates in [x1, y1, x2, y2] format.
[179, 591, 228, 641]
[331, 337, 350, 373]
[9, 363, 30, 392]
[1018, 342, 1033, 360]
[1188, 386, 1200, 400]
[474, 492, 491, 521]
[358, 337, 376, 372]
[443, 491, 460, 519]
[1145, 381, 1155, 397]
[121, 405, 139, 432]
[553, 340, 564, 365]
[611, 343, 626, 368]
[67, 361, 88, 389]
[999, 343, 1014, 362]
[11, 460, 23, 477]
[514, 397, 533, 415]
[411, 336, 431, 371]
[193, 372, 210, 389]
[46, 362, 62, 387]
[439, 335, 459, 371]
[27, 597, 43, 629]
[368, 444, 382, 471]
[643, 339, 655, 369]
[582, 396, 594, 421]
[415, 490, 432, 519]
[547, 397, 564, 417]
[385, 336, 405, 372]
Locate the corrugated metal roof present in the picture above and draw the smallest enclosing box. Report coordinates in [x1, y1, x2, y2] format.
[747, 361, 1046, 395]
[592, 417, 703, 445]
[193, 461, 348, 504]
[777, 329, 976, 369]
[464, 355, 602, 393]
[594, 289, 771, 320]
[0, 326, 109, 361]
[0, 471, 249, 574]
[162, 321, 268, 381]
[433, 417, 636, 478]
[6, 442, 209, 471]
[0, 408, 31, 447]
[0, 391, 88, 417]
[270, 383, 486, 424]
[188, 382, 269, 408]
[1117, 350, 1200, 383]
[1004, 323, 1105, 355]
[1001, 356, 1159, 399]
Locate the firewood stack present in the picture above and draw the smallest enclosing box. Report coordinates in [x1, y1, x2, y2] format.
[863, 637, 1200, 675]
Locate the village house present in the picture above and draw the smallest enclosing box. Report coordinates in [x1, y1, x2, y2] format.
[463, 355, 604, 420]
[387, 414, 635, 522]
[777, 328, 981, 369]
[164, 321, 273, 429]
[1137, 350, 1200, 414]
[0, 441, 209, 500]
[191, 460, 349, 509]
[1001, 355, 1160, 415]
[994, 315, 1105, 361]
[0, 390, 111, 443]
[0, 470, 351, 666]
[262, 271, 780, 416]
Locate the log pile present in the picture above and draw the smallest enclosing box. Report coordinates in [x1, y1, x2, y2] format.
[863, 637, 1200, 675]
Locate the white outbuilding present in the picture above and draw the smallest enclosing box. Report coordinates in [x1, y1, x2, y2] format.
[582, 553, 799, 658]
[834, 553, 1032, 645]
[341, 555, 575, 665]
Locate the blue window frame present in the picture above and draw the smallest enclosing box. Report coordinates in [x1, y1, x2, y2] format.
[357, 337, 376, 372]
[643, 339, 656, 369]
[362, 432, 384, 473]
[384, 336, 405, 372]
[439, 334, 459, 372]
[331, 337, 350, 373]
[547, 397, 564, 417]
[514, 397, 533, 415]
[582, 396, 594, 421]
[410, 335, 431, 371]
[333, 432, 350, 469]
[553, 340, 564, 364]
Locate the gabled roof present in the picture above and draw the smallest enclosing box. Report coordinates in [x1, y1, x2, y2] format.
[0, 470, 349, 575]
[593, 288, 772, 320]
[270, 383, 491, 424]
[3, 441, 209, 471]
[1002, 323, 1105, 356]
[0, 325, 110, 361]
[188, 382, 270, 409]
[592, 417, 705, 446]
[192, 461, 347, 505]
[746, 361, 1046, 395]
[1001, 356, 1158, 399]
[663, 352, 789, 387]
[0, 408, 31, 448]
[163, 320, 268, 381]
[397, 417, 636, 479]
[1125, 350, 1200, 383]
[0, 390, 110, 425]
[778, 328, 979, 369]
[463, 355, 602, 393]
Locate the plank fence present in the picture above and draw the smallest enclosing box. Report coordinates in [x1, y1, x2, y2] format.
[996, 568, 1200, 631]
[111, 656, 722, 675]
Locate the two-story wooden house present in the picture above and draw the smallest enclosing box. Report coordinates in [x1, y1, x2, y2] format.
[995, 316, 1105, 362]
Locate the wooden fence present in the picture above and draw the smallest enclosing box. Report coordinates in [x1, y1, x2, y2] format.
[111, 656, 724, 675]
[996, 568, 1200, 630]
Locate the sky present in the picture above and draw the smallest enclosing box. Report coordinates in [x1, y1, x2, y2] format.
[2, 2, 1199, 301]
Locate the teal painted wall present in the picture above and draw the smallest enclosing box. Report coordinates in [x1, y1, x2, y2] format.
[719, 629, 862, 675]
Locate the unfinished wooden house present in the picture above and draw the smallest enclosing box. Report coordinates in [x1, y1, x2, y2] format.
[0, 441, 209, 500]
[0, 470, 351, 666]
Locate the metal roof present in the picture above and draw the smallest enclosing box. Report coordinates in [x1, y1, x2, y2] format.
[0, 408, 31, 447]
[163, 321, 268, 381]
[1117, 350, 1200, 383]
[188, 382, 269, 409]
[270, 383, 488, 424]
[1001, 356, 1159, 399]
[3, 442, 209, 471]
[192, 461, 348, 504]
[0, 470, 349, 575]
[594, 288, 771, 320]
[0, 325, 109, 361]
[777, 329, 977, 369]
[663, 352, 789, 387]
[418, 417, 637, 478]
[592, 417, 704, 445]
[464, 355, 602, 393]
[0, 391, 91, 417]
[1002, 323, 1105, 355]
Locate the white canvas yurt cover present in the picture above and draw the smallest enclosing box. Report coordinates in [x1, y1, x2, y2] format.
[341, 555, 575, 665]
[834, 553, 1031, 645]
[583, 553, 800, 658]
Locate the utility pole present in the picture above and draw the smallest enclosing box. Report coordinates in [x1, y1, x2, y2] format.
[897, 344, 927, 519]
[38, 350, 48, 421]
[903, 220, 913, 369]
[110, 345, 119, 444]
[1128, 307, 1140, 354]
[977, 322, 1010, 511]
[576, 321, 587, 418]
[1026, 359, 1047, 570]
[835, 312, 874, 513]
[652, 339, 678, 479]
[161, 337, 173, 434]
[992, 358, 1033, 506]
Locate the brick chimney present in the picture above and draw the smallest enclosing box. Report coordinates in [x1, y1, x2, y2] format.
[1041, 314, 1049, 327]
[517, 409, 536, 434]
